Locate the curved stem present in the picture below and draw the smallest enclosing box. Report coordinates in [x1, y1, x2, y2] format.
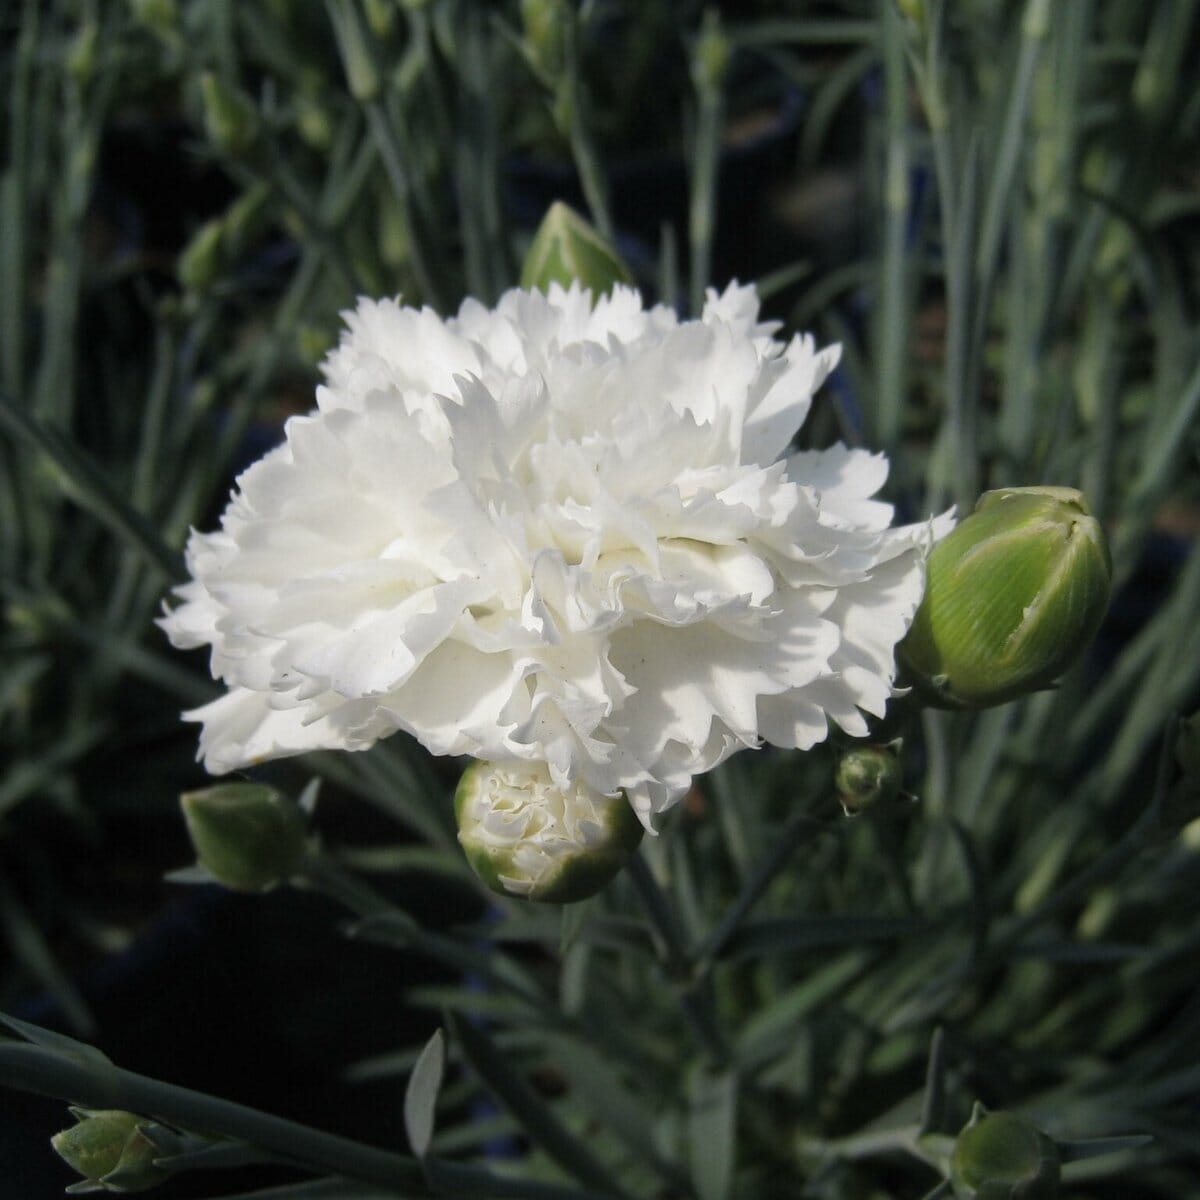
[0, 1042, 429, 1193]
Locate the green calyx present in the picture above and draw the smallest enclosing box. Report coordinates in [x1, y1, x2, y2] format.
[835, 741, 904, 815]
[901, 487, 1111, 709]
[520, 202, 633, 298]
[52, 1110, 168, 1193]
[951, 1107, 1060, 1199]
[180, 782, 308, 893]
[455, 761, 643, 904]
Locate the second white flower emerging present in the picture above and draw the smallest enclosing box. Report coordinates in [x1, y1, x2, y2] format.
[162, 282, 950, 825]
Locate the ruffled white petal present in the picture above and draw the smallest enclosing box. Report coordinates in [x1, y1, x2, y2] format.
[160, 281, 952, 823]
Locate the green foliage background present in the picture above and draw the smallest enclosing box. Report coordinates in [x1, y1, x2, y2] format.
[1, 1, 1198, 1197]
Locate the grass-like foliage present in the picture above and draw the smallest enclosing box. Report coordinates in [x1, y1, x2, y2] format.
[1, 1, 1198, 1197]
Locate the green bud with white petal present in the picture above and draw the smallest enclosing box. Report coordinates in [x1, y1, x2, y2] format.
[455, 761, 643, 903]
[520, 202, 633, 297]
[180, 783, 308, 893]
[52, 1109, 168, 1192]
[835, 741, 904, 815]
[901, 487, 1111, 709]
[951, 1106, 1060, 1199]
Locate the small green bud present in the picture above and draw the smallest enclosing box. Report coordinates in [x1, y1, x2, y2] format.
[296, 322, 335, 367]
[896, 0, 925, 27]
[455, 761, 643, 903]
[199, 72, 258, 157]
[328, 0, 382, 103]
[521, 0, 569, 80]
[692, 10, 730, 93]
[951, 1106, 1060, 1199]
[177, 218, 224, 293]
[363, 0, 396, 39]
[901, 487, 1111, 708]
[296, 92, 335, 151]
[223, 182, 271, 249]
[835, 742, 904, 815]
[127, 0, 178, 38]
[379, 193, 410, 269]
[180, 783, 308, 893]
[520, 202, 633, 297]
[52, 1110, 168, 1192]
[67, 21, 100, 85]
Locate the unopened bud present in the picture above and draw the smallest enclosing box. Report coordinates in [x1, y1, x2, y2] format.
[455, 761, 643, 903]
[67, 21, 100, 85]
[296, 92, 334, 150]
[199, 72, 258, 157]
[180, 783, 308, 893]
[177, 218, 224, 293]
[835, 742, 904, 815]
[128, 0, 178, 38]
[520, 202, 632, 297]
[951, 1106, 1060, 1199]
[328, 0, 382, 103]
[692, 10, 730, 93]
[364, 0, 397, 39]
[52, 1110, 167, 1193]
[901, 487, 1111, 708]
[521, 0, 568, 80]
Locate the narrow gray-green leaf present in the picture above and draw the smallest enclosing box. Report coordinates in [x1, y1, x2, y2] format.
[1058, 1134, 1154, 1164]
[447, 1013, 626, 1197]
[0, 1011, 110, 1069]
[688, 1067, 737, 1200]
[403, 1029, 444, 1158]
[0, 388, 182, 580]
[720, 916, 928, 960]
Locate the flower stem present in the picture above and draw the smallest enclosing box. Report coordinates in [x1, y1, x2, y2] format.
[627, 852, 731, 1066]
[0, 1041, 429, 1192]
[697, 808, 827, 969]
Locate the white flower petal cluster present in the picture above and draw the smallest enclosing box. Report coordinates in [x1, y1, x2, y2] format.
[162, 282, 951, 827]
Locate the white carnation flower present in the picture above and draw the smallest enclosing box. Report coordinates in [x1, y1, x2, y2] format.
[161, 282, 952, 827]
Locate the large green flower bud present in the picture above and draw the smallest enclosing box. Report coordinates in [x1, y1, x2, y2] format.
[180, 783, 308, 893]
[901, 487, 1111, 708]
[52, 1109, 168, 1193]
[950, 1107, 1060, 1199]
[455, 761, 643, 903]
[520, 202, 633, 297]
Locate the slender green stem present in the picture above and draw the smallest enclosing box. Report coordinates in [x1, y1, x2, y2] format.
[560, 10, 615, 245]
[627, 853, 730, 1066]
[365, 101, 444, 308]
[698, 809, 826, 967]
[688, 81, 724, 315]
[0, 1041, 429, 1192]
[875, 0, 912, 450]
